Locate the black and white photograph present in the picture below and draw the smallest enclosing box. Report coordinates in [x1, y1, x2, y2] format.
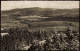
[1, 1, 79, 51]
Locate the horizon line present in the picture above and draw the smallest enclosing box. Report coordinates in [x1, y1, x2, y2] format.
[1, 7, 79, 11]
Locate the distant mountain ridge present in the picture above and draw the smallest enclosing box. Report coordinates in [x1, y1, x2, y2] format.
[1, 7, 79, 30]
[1, 7, 79, 18]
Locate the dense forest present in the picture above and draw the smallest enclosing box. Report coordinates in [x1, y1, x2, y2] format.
[1, 27, 79, 51]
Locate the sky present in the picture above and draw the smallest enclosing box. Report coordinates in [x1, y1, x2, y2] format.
[1, 1, 79, 10]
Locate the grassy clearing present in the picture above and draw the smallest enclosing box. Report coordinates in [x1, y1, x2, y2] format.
[1, 20, 79, 32]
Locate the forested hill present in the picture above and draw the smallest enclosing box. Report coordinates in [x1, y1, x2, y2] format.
[1, 7, 79, 18]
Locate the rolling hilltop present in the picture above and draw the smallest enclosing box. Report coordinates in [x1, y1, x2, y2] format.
[1, 7, 79, 17]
